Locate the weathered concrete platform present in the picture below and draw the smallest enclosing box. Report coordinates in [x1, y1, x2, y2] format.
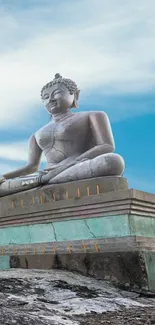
[1, 176, 155, 293]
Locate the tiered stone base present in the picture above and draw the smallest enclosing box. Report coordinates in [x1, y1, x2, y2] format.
[1, 176, 155, 292]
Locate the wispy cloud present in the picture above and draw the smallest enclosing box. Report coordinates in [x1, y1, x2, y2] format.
[0, 0, 155, 126]
[0, 141, 29, 161]
[0, 141, 46, 163]
[0, 162, 18, 176]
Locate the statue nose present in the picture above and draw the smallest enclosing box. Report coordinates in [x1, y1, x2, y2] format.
[49, 94, 55, 102]
[49, 99, 56, 105]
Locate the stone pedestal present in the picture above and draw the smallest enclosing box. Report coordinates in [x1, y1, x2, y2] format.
[1, 176, 155, 293]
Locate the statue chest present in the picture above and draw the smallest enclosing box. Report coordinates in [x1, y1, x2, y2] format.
[35, 114, 88, 150]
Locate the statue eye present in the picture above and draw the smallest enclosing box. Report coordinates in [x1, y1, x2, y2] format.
[53, 90, 63, 95]
[43, 94, 49, 100]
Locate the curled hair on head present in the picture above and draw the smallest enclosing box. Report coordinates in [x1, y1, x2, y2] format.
[41, 73, 80, 108]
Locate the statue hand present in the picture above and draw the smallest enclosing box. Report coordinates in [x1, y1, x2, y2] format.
[40, 161, 75, 184]
[0, 176, 6, 184]
[75, 158, 89, 164]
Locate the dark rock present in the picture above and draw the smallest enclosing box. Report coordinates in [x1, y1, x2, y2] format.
[0, 269, 154, 325]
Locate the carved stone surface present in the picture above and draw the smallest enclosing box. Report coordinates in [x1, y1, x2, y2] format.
[0, 74, 125, 197]
[0, 176, 128, 222]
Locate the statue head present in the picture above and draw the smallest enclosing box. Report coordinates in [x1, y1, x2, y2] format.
[41, 73, 80, 115]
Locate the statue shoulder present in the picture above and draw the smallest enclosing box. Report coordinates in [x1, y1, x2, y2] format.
[75, 111, 108, 120]
[88, 111, 109, 121]
[35, 121, 52, 135]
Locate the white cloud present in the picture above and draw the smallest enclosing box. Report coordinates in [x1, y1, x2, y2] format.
[0, 0, 155, 127]
[0, 162, 17, 176]
[0, 141, 28, 161]
[0, 141, 46, 163]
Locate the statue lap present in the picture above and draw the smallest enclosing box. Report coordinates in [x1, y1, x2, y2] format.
[49, 153, 124, 184]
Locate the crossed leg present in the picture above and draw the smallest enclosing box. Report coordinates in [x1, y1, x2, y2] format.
[48, 153, 125, 184]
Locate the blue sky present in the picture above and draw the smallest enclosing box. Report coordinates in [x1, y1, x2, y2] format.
[0, 0, 155, 193]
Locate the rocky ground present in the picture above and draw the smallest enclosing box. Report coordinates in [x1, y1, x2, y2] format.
[0, 269, 155, 325]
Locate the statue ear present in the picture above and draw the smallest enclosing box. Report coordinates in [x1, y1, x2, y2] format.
[76, 89, 80, 100]
[71, 89, 80, 108]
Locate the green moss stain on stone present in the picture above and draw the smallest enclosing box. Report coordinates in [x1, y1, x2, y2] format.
[53, 219, 94, 241]
[1, 215, 155, 246]
[53, 215, 130, 241]
[129, 215, 155, 237]
[0, 223, 56, 245]
[0, 256, 10, 270]
[28, 223, 56, 243]
[1, 214, 155, 246]
[86, 215, 130, 238]
[0, 226, 31, 245]
[0, 215, 131, 245]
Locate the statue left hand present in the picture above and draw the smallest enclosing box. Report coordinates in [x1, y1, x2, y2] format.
[40, 159, 89, 185]
[75, 158, 89, 164]
[40, 161, 75, 184]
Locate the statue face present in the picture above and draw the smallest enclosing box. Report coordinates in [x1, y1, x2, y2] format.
[42, 83, 74, 114]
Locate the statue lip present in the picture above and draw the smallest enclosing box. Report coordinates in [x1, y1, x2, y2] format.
[47, 102, 57, 109]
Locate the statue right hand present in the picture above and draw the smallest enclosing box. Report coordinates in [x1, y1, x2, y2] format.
[75, 158, 89, 164]
[0, 176, 6, 184]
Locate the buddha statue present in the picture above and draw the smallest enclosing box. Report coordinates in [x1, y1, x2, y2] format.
[0, 73, 125, 197]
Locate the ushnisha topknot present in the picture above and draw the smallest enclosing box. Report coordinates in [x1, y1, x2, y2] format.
[41, 73, 79, 98]
[41, 73, 80, 108]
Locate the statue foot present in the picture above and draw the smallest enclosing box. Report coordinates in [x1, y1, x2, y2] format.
[0, 175, 41, 197]
[49, 153, 125, 184]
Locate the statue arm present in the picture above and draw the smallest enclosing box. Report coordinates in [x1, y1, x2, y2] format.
[3, 135, 42, 180]
[76, 111, 115, 161]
